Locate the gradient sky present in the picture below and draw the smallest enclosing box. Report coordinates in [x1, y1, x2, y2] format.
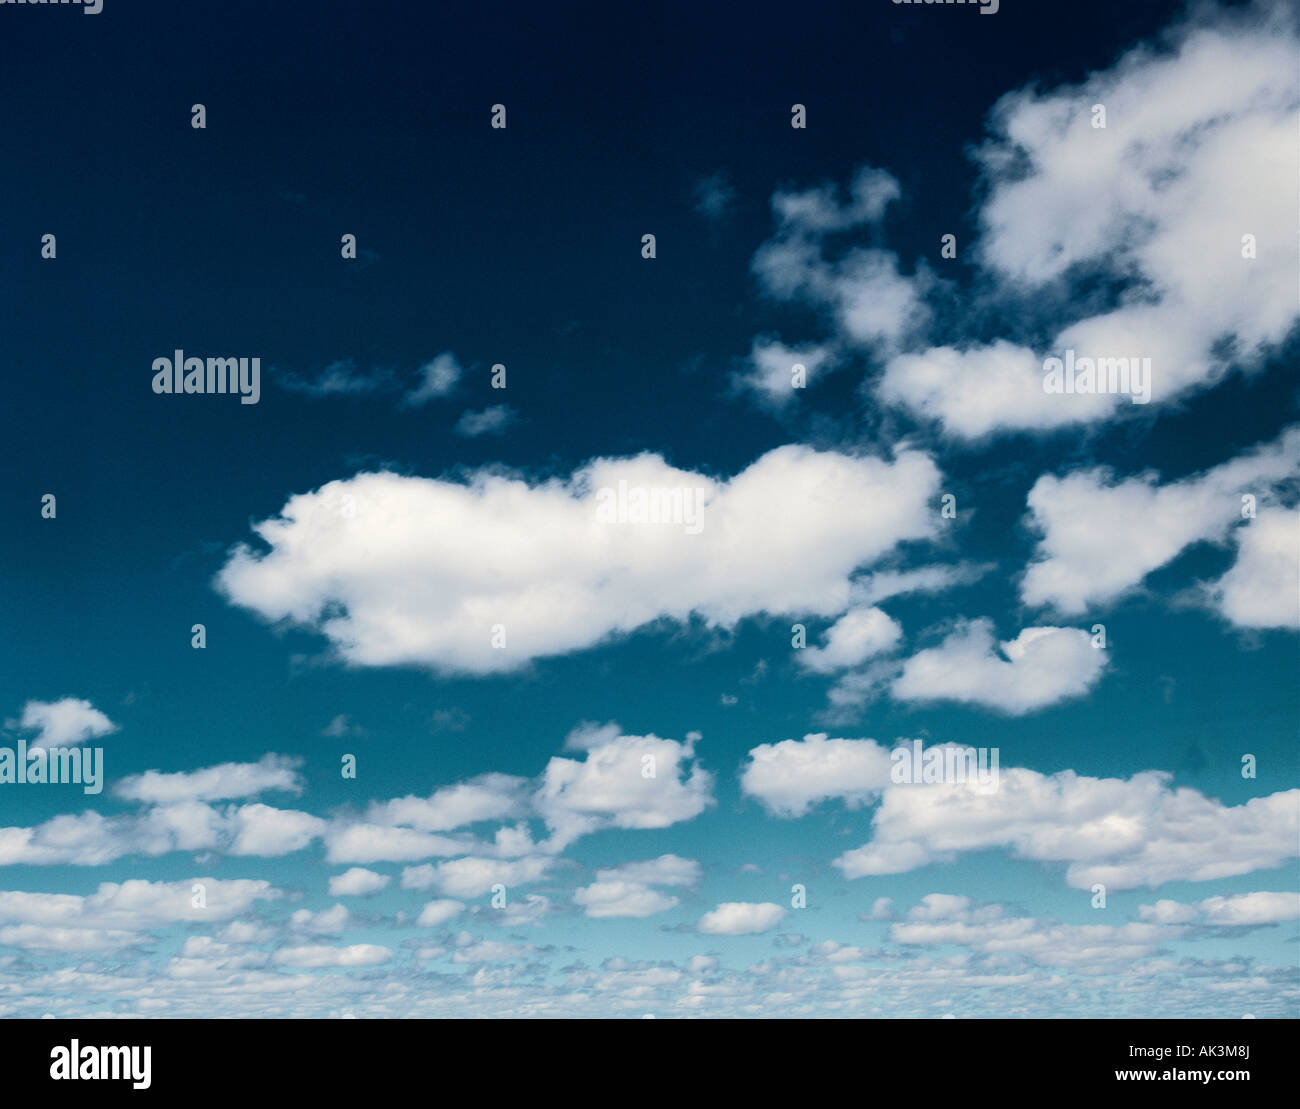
[0, 0, 1297, 1017]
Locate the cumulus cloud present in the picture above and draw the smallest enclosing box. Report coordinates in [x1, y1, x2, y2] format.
[889, 896, 1182, 969]
[115, 755, 302, 804]
[1021, 427, 1300, 614]
[890, 620, 1107, 714]
[416, 899, 466, 927]
[832, 765, 1299, 890]
[215, 444, 942, 674]
[798, 607, 901, 674]
[1205, 508, 1299, 630]
[574, 855, 703, 919]
[877, 6, 1300, 437]
[535, 727, 714, 849]
[740, 734, 894, 818]
[273, 944, 392, 968]
[1140, 892, 1300, 927]
[575, 881, 680, 919]
[697, 902, 786, 936]
[327, 868, 391, 898]
[363, 774, 529, 833]
[14, 698, 117, 750]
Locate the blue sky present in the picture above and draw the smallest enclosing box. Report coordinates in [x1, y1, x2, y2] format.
[0, 0, 1297, 1017]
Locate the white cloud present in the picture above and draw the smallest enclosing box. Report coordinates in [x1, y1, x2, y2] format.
[733, 338, 834, 409]
[290, 904, 351, 934]
[535, 728, 714, 849]
[327, 868, 391, 898]
[740, 733, 893, 817]
[574, 881, 680, 919]
[889, 897, 1181, 969]
[833, 765, 1299, 890]
[1021, 427, 1300, 614]
[891, 620, 1107, 714]
[421, 856, 553, 900]
[454, 405, 515, 437]
[878, 6, 1300, 436]
[402, 352, 462, 407]
[15, 698, 117, 750]
[593, 854, 702, 888]
[216, 444, 942, 674]
[0, 878, 280, 931]
[115, 755, 302, 804]
[798, 607, 901, 674]
[1141, 892, 1300, 927]
[1206, 508, 1299, 630]
[364, 774, 528, 833]
[750, 165, 930, 355]
[698, 902, 786, 936]
[416, 899, 466, 927]
[273, 944, 392, 968]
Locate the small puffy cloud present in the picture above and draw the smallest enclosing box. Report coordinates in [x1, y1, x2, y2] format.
[455, 404, 516, 437]
[698, 902, 786, 936]
[798, 607, 901, 674]
[216, 444, 942, 674]
[115, 755, 302, 804]
[733, 338, 834, 409]
[416, 899, 466, 927]
[740, 733, 894, 817]
[402, 352, 462, 407]
[535, 728, 714, 849]
[891, 620, 1107, 715]
[327, 868, 391, 898]
[290, 904, 351, 934]
[15, 698, 117, 750]
[273, 944, 392, 968]
[574, 881, 680, 919]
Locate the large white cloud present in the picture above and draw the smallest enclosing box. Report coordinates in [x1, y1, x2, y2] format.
[833, 766, 1299, 890]
[1021, 427, 1300, 614]
[215, 445, 942, 674]
[841, 6, 1300, 438]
